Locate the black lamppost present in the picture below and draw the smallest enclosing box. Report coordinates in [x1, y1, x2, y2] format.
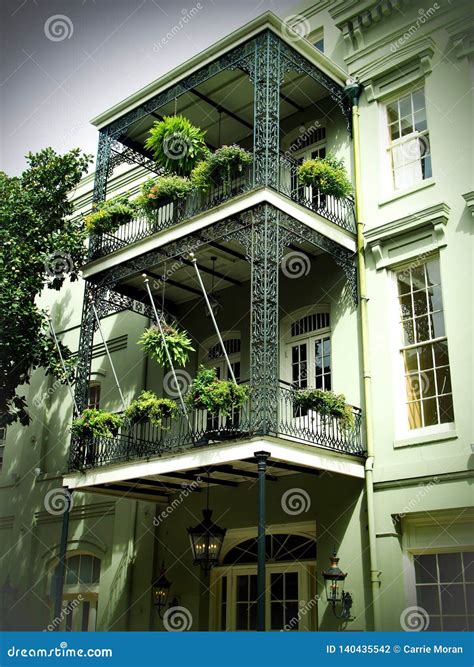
[322, 551, 353, 620]
[152, 564, 172, 618]
[188, 477, 226, 574]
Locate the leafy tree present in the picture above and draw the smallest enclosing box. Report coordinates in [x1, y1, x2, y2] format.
[0, 148, 92, 427]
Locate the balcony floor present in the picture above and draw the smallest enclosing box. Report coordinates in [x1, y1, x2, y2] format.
[63, 434, 365, 501]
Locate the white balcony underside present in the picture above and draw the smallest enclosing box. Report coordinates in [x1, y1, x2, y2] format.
[63, 435, 365, 495]
[82, 187, 356, 279]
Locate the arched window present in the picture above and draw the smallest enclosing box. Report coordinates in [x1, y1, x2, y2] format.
[211, 533, 317, 632]
[53, 554, 101, 632]
[285, 310, 331, 390]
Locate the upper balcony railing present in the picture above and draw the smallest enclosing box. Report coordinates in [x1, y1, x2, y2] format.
[88, 157, 355, 261]
[69, 382, 364, 471]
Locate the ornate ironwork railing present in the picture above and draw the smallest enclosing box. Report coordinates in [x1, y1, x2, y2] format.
[89, 165, 254, 260]
[88, 155, 356, 260]
[278, 153, 356, 233]
[69, 385, 364, 471]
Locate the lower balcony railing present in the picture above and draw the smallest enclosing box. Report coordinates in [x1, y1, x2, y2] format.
[69, 384, 364, 471]
[89, 157, 356, 260]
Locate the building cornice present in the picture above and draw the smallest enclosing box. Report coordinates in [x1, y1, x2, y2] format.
[462, 191, 474, 216]
[90, 12, 348, 130]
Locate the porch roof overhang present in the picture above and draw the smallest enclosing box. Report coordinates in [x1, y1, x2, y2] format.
[63, 436, 365, 498]
[81, 187, 356, 280]
[90, 12, 348, 131]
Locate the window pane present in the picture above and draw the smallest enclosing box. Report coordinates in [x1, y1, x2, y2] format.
[399, 95, 412, 119]
[415, 555, 437, 583]
[416, 585, 440, 614]
[285, 572, 298, 599]
[412, 290, 428, 317]
[440, 584, 465, 615]
[419, 344, 434, 370]
[422, 397, 438, 426]
[406, 374, 421, 400]
[414, 110, 427, 132]
[400, 294, 413, 319]
[79, 556, 93, 584]
[271, 602, 284, 629]
[397, 273, 411, 296]
[66, 556, 80, 584]
[400, 116, 414, 136]
[408, 401, 423, 429]
[285, 602, 299, 630]
[421, 369, 436, 398]
[404, 348, 418, 372]
[443, 616, 469, 631]
[436, 367, 451, 395]
[402, 320, 415, 345]
[237, 576, 248, 601]
[411, 265, 426, 291]
[438, 553, 463, 583]
[236, 603, 247, 630]
[412, 89, 425, 112]
[438, 394, 454, 423]
[466, 584, 474, 614]
[271, 573, 283, 600]
[430, 312, 445, 338]
[463, 553, 474, 582]
[427, 284, 443, 312]
[433, 340, 449, 366]
[387, 102, 399, 123]
[415, 316, 430, 342]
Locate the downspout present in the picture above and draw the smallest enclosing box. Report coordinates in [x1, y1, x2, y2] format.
[345, 80, 382, 630]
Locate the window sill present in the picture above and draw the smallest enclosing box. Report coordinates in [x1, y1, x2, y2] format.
[394, 424, 457, 449]
[379, 178, 435, 207]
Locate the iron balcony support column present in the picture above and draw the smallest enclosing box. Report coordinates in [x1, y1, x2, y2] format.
[72, 283, 98, 419]
[53, 490, 73, 627]
[253, 31, 282, 189]
[255, 451, 270, 632]
[250, 205, 280, 435]
[89, 131, 111, 258]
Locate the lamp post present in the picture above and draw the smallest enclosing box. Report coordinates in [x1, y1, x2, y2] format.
[322, 551, 353, 620]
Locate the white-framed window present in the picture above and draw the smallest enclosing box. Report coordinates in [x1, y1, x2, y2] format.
[396, 257, 454, 430]
[385, 88, 432, 190]
[210, 533, 317, 631]
[413, 551, 474, 631]
[59, 554, 101, 632]
[312, 28, 324, 52]
[284, 311, 331, 390]
[88, 383, 101, 410]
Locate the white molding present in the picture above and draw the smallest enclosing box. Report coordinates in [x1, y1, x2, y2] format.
[365, 202, 450, 271]
[82, 188, 356, 279]
[63, 437, 365, 490]
[462, 190, 474, 216]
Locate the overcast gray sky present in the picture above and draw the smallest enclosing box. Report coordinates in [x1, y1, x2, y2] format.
[0, 0, 300, 175]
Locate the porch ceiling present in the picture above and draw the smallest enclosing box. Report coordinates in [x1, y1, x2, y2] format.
[124, 69, 333, 155]
[114, 237, 322, 306]
[63, 437, 365, 502]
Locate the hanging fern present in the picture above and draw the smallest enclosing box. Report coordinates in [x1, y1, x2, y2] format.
[138, 323, 194, 368]
[84, 196, 135, 234]
[71, 409, 123, 439]
[292, 388, 355, 429]
[297, 154, 353, 198]
[186, 366, 248, 417]
[145, 115, 208, 176]
[124, 391, 178, 427]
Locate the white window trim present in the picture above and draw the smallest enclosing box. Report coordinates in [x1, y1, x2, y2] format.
[280, 305, 331, 388]
[380, 88, 431, 198]
[390, 262, 455, 441]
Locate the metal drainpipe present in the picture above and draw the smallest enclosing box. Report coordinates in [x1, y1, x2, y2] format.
[345, 80, 382, 630]
[53, 489, 72, 626]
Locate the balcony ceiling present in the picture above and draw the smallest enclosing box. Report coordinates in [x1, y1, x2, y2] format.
[117, 238, 322, 307]
[123, 69, 332, 153]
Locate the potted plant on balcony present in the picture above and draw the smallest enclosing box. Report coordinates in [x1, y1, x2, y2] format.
[297, 153, 352, 198]
[191, 145, 252, 193]
[71, 409, 124, 439]
[292, 388, 355, 429]
[186, 366, 248, 417]
[137, 175, 194, 216]
[124, 391, 178, 427]
[84, 196, 136, 234]
[138, 323, 195, 368]
[145, 115, 209, 175]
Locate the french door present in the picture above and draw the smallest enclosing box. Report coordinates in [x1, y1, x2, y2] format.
[211, 562, 317, 631]
[292, 144, 327, 210]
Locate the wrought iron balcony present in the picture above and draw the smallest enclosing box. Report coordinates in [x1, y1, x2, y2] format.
[88, 158, 355, 261]
[69, 383, 364, 471]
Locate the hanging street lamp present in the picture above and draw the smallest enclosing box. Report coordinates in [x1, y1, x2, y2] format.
[188, 476, 226, 574]
[152, 563, 172, 618]
[322, 551, 353, 620]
